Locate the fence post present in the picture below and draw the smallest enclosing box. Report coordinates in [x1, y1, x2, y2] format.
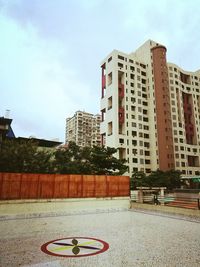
[160, 188, 165, 206]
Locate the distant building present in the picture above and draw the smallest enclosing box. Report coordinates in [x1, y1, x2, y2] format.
[100, 40, 200, 178]
[0, 116, 62, 149]
[0, 117, 15, 144]
[15, 137, 62, 150]
[66, 111, 101, 147]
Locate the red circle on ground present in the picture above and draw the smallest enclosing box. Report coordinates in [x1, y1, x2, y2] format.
[41, 237, 109, 258]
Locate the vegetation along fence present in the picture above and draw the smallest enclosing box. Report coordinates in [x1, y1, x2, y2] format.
[0, 172, 130, 200]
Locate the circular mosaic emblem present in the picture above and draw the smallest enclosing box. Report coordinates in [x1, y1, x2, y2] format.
[41, 237, 109, 258]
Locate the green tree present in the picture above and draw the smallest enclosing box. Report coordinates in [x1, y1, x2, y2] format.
[53, 142, 92, 174]
[89, 146, 128, 175]
[29, 149, 53, 173]
[0, 140, 128, 175]
[53, 142, 128, 175]
[130, 171, 147, 189]
[0, 139, 35, 173]
[165, 169, 183, 190]
[131, 169, 182, 190]
[0, 139, 52, 173]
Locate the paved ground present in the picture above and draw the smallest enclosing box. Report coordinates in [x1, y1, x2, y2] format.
[0, 208, 200, 267]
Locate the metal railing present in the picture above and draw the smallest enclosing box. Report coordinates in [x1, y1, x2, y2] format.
[163, 196, 200, 210]
[131, 193, 200, 210]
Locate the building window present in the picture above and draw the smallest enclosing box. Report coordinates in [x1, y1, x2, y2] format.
[132, 140, 137, 146]
[108, 72, 112, 85]
[108, 56, 112, 63]
[108, 121, 113, 135]
[144, 142, 150, 148]
[132, 131, 137, 137]
[108, 96, 112, 110]
[139, 132, 143, 137]
[138, 115, 142, 121]
[132, 149, 137, 155]
[118, 55, 124, 60]
[139, 140, 143, 146]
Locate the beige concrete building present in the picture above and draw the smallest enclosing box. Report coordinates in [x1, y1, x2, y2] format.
[100, 40, 200, 177]
[66, 111, 101, 147]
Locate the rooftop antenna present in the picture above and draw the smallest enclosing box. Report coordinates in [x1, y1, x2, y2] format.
[5, 109, 10, 118]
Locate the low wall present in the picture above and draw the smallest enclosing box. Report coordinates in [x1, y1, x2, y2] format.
[130, 202, 200, 218]
[0, 173, 130, 200]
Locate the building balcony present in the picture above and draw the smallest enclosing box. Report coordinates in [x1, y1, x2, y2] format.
[118, 83, 124, 98]
[185, 123, 194, 135]
[118, 107, 125, 125]
[183, 103, 192, 115]
[102, 75, 106, 89]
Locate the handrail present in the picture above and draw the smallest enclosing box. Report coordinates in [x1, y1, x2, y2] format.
[131, 193, 200, 210]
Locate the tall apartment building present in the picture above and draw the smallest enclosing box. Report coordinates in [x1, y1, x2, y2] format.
[100, 40, 200, 178]
[66, 111, 101, 147]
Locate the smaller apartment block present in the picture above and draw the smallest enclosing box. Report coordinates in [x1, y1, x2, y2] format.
[100, 40, 200, 177]
[66, 111, 101, 147]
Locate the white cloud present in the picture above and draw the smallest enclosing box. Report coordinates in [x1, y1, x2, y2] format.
[1, 0, 200, 142]
[0, 14, 98, 141]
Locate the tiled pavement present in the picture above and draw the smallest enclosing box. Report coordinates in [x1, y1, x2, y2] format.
[0, 204, 200, 267]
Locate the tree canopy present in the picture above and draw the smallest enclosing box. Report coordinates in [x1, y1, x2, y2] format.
[0, 140, 128, 175]
[0, 139, 52, 173]
[131, 169, 183, 190]
[53, 142, 128, 175]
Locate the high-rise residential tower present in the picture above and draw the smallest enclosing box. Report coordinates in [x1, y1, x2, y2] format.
[100, 40, 200, 177]
[66, 111, 101, 147]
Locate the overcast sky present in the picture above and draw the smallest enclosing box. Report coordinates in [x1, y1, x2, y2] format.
[0, 0, 200, 142]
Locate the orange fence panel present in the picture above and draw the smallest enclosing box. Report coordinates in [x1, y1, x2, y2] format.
[54, 174, 70, 198]
[82, 175, 95, 197]
[95, 175, 107, 197]
[0, 173, 130, 200]
[68, 175, 83, 198]
[20, 173, 39, 199]
[38, 174, 55, 198]
[107, 176, 119, 197]
[1, 173, 22, 199]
